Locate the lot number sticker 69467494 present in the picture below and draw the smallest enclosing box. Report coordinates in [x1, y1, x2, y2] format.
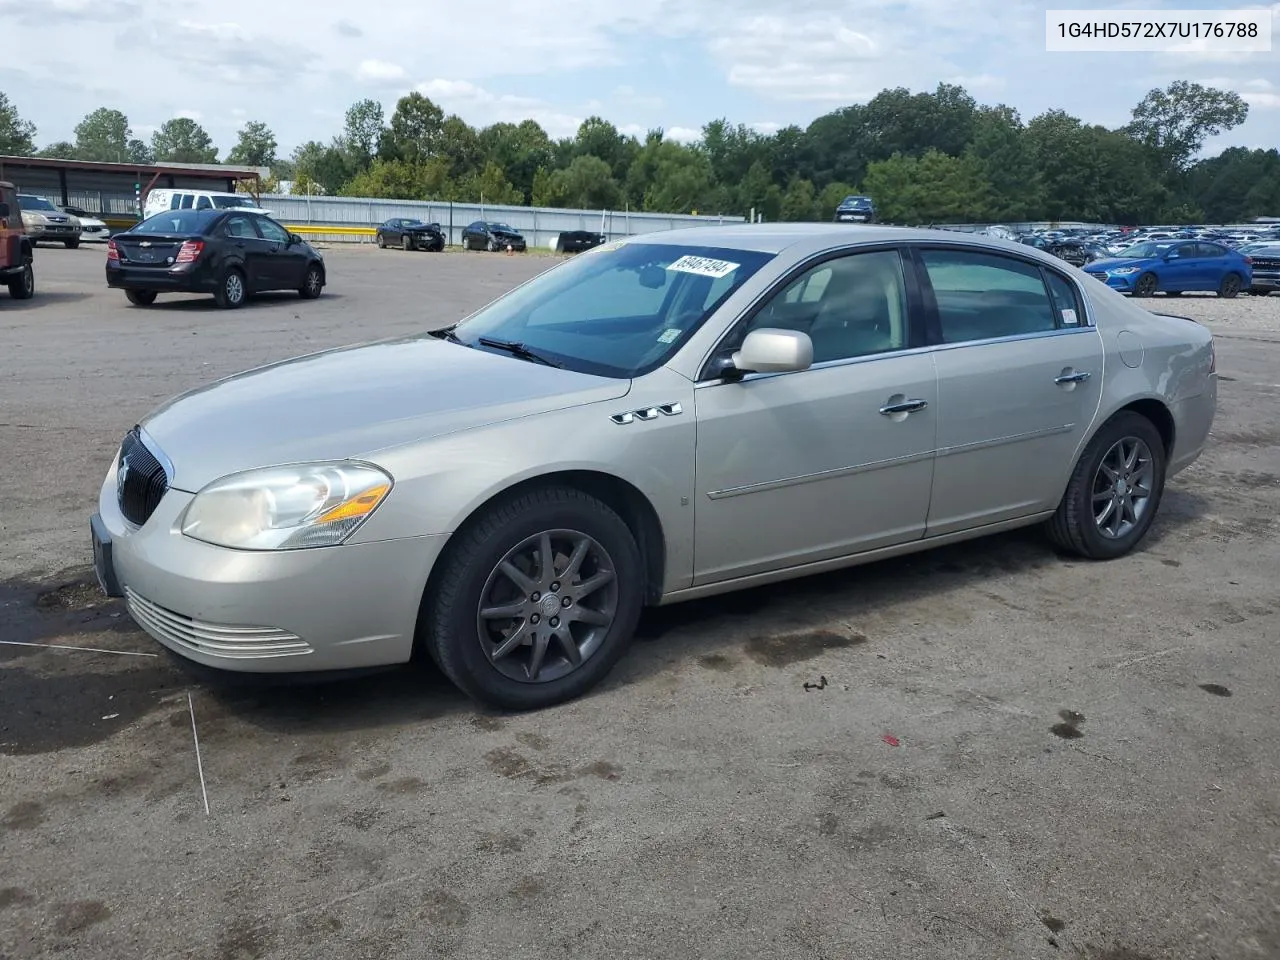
[666, 255, 739, 278]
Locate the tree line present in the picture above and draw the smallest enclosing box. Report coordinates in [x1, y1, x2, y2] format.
[1, 82, 1276, 225]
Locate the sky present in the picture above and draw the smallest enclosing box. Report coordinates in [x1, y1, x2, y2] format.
[2, 0, 1277, 162]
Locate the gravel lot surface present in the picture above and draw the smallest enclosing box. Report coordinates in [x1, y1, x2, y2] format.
[2, 245, 1279, 960]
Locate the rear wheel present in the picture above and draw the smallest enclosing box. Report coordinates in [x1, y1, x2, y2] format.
[424, 486, 644, 711]
[7, 263, 34, 300]
[1045, 411, 1167, 560]
[214, 268, 246, 309]
[1217, 273, 1242, 298]
[125, 289, 157, 306]
[1133, 272, 1158, 297]
[298, 263, 323, 299]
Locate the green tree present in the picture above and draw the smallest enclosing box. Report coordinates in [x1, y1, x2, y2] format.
[226, 121, 277, 166]
[438, 114, 484, 181]
[736, 160, 775, 218]
[36, 140, 76, 159]
[340, 158, 426, 199]
[573, 116, 634, 180]
[74, 107, 132, 162]
[340, 98, 385, 170]
[816, 182, 858, 220]
[863, 150, 991, 223]
[779, 177, 820, 221]
[384, 91, 444, 163]
[963, 106, 1043, 221]
[0, 92, 36, 155]
[292, 140, 350, 195]
[479, 119, 553, 203]
[460, 160, 522, 206]
[1127, 81, 1249, 170]
[547, 154, 621, 209]
[150, 117, 218, 163]
[126, 138, 153, 164]
[642, 142, 714, 213]
[1186, 147, 1280, 223]
[530, 166, 555, 207]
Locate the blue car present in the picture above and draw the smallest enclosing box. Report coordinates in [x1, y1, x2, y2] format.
[1084, 239, 1252, 298]
[833, 195, 876, 223]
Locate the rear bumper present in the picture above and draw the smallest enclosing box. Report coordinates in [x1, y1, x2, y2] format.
[106, 263, 217, 292]
[1169, 378, 1217, 477]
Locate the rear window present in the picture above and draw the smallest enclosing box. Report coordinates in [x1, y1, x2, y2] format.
[135, 210, 218, 234]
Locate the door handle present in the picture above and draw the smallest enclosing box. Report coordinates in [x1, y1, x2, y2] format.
[1055, 371, 1092, 384]
[879, 398, 929, 415]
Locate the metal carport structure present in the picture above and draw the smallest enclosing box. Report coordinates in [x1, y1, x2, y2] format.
[0, 156, 269, 229]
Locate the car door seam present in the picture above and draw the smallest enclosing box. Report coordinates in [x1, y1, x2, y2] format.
[934, 423, 1076, 459]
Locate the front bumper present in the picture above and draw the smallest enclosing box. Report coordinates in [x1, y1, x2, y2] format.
[26, 224, 80, 240]
[1249, 274, 1279, 291]
[1085, 270, 1138, 292]
[93, 465, 448, 673]
[79, 225, 110, 242]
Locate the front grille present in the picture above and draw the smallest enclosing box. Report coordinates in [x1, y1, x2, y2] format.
[1250, 257, 1280, 271]
[117, 427, 169, 526]
[125, 588, 312, 659]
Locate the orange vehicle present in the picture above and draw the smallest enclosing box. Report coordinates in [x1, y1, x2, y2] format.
[0, 180, 35, 300]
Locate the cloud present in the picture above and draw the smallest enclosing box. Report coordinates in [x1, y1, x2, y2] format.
[0, 0, 142, 23]
[1243, 92, 1280, 109]
[334, 18, 362, 37]
[665, 126, 701, 143]
[415, 79, 583, 138]
[356, 59, 408, 84]
[174, 108, 202, 121]
[749, 121, 781, 135]
[124, 20, 314, 87]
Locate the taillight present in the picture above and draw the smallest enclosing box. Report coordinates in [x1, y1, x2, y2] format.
[175, 239, 204, 263]
[106, 239, 119, 261]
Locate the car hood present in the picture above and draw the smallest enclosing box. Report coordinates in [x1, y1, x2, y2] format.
[1086, 257, 1153, 271]
[139, 336, 631, 492]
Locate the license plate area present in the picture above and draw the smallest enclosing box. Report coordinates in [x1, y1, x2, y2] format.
[90, 514, 123, 597]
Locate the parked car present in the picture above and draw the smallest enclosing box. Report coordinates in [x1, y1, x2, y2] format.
[90, 224, 1216, 711]
[0, 181, 35, 299]
[833, 195, 876, 223]
[556, 230, 606, 253]
[17, 194, 81, 248]
[461, 221, 526, 252]
[1084, 239, 1252, 297]
[105, 207, 325, 309]
[1246, 244, 1280, 295]
[375, 218, 445, 251]
[142, 189, 271, 220]
[1044, 240, 1111, 267]
[61, 205, 110, 242]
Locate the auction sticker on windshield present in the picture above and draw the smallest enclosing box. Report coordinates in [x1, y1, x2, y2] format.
[667, 255, 739, 278]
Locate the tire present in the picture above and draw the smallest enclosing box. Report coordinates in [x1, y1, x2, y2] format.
[64, 239, 80, 249]
[214, 268, 247, 309]
[1133, 272, 1158, 297]
[488, 238, 500, 252]
[125, 289, 157, 306]
[298, 263, 323, 299]
[1217, 273, 1242, 298]
[1045, 411, 1167, 560]
[7, 263, 34, 300]
[1164, 290, 1182, 297]
[424, 486, 645, 711]
[402, 235, 413, 251]
[376, 234, 386, 249]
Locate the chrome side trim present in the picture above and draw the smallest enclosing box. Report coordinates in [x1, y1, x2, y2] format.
[707, 449, 935, 500]
[935, 423, 1075, 458]
[611, 401, 684, 424]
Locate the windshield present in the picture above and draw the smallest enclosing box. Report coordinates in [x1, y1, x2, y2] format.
[489, 223, 516, 232]
[19, 195, 56, 211]
[453, 242, 776, 378]
[134, 209, 217, 234]
[403, 219, 425, 227]
[840, 196, 872, 207]
[1115, 241, 1172, 259]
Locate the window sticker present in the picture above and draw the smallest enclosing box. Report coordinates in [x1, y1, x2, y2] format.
[1061, 308, 1078, 325]
[666, 255, 740, 278]
[657, 328, 682, 343]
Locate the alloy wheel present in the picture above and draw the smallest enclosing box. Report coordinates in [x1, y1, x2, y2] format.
[1092, 436, 1155, 539]
[225, 272, 244, 304]
[476, 529, 619, 684]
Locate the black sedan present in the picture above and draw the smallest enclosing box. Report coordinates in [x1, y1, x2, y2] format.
[555, 230, 605, 253]
[375, 218, 445, 251]
[460, 220, 526, 252]
[106, 208, 325, 309]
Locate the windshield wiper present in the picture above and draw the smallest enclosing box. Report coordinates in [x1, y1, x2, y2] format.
[429, 325, 464, 343]
[476, 336, 563, 367]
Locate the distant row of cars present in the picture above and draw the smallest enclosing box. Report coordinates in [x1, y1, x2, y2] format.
[373, 218, 607, 254]
[9, 193, 110, 248]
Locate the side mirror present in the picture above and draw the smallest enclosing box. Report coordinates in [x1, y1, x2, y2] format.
[730, 328, 813, 375]
[289, 233, 302, 244]
[0, 202, 8, 218]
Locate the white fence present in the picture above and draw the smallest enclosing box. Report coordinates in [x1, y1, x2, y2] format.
[254, 194, 745, 247]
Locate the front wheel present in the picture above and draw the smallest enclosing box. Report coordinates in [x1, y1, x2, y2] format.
[298, 263, 323, 299]
[65, 239, 80, 249]
[7, 263, 34, 300]
[402, 235, 414, 251]
[125, 289, 157, 306]
[376, 234, 386, 248]
[1045, 411, 1167, 560]
[424, 486, 645, 711]
[1217, 273, 1242, 298]
[214, 268, 247, 309]
[1133, 272, 1158, 297]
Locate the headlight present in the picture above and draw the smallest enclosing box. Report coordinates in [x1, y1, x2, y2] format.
[1110, 266, 1141, 275]
[179, 461, 392, 550]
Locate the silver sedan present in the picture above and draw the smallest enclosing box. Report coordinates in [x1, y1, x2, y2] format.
[90, 225, 1217, 710]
